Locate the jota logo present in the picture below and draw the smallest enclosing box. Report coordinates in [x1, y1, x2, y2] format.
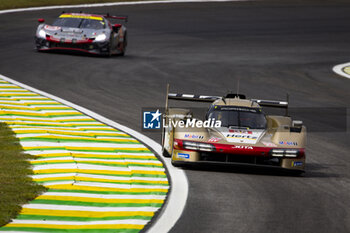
[143, 109, 162, 129]
[233, 145, 253, 149]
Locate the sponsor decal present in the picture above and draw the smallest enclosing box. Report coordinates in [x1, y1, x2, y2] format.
[279, 141, 298, 146]
[222, 129, 264, 144]
[184, 134, 204, 139]
[292, 161, 303, 167]
[164, 118, 221, 128]
[142, 108, 221, 131]
[226, 134, 258, 140]
[60, 14, 103, 21]
[262, 142, 277, 147]
[178, 152, 190, 159]
[143, 109, 161, 129]
[233, 145, 253, 149]
[229, 129, 252, 134]
[44, 25, 61, 30]
[208, 137, 221, 143]
[219, 106, 258, 112]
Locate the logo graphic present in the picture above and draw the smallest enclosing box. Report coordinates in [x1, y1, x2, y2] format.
[279, 141, 298, 146]
[262, 142, 277, 147]
[208, 137, 221, 143]
[178, 153, 190, 159]
[143, 109, 162, 129]
[292, 161, 303, 167]
[184, 134, 204, 139]
[233, 145, 253, 149]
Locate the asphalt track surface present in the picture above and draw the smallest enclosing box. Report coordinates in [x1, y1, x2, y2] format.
[1, 1, 350, 232]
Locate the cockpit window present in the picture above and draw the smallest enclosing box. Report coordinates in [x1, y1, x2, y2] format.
[52, 18, 105, 29]
[208, 106, 267, 129]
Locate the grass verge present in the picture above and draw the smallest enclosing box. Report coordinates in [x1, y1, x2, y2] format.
[0, 122, 46, 227]
[0, 0, 145, 11]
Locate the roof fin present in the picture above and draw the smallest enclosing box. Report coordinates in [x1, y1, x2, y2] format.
[221, 97, 226, 104]
[236, 77, 240, 98]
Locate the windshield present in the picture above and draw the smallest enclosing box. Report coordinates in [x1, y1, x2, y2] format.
[208, 106, 267, 129]
[52, 18, 105, 30]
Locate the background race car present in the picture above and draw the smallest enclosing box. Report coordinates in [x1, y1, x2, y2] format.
[162, 86, 306, 173]
[35, 13, 127, 56]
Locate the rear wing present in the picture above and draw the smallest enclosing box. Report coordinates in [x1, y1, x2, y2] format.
[168, 93, 220, 102]
[104, 14, 128, 22]
[165, 84, 289, 115]
[251, 99, 288, 108]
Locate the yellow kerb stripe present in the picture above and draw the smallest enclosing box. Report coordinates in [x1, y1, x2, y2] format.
[5, 223, 143, 230]
[20, 208, 154, 217]
[33, 176, 168, 185]
[36, 195, 164, 204]
[43, 184, 168, 193]
[34, 169, 165, 176]
[344, 66, 350, 75]
[32, 153, 156, 159]
[24, 147, 148, 151]
[31, 160, 161, 167]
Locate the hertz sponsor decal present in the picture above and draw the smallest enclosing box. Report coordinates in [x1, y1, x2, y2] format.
[0, 78, 169, 233]
[223, 129, 264, 144]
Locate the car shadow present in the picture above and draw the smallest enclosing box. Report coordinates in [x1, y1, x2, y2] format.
[34, 49, 126, 58]
[179, 162, 340, 178]
[302, 162, 341, 178]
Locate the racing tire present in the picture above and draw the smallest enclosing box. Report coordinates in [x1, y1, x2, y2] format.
[171, 160, 180, 167]
[293, 170, 305, 177]
[161, 125, 171, 158]
[107, 45, 112, 57]
[162, 148, 171, 158]
[119, 32, 127, 56]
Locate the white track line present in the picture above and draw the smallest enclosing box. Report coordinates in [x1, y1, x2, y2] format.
[0, 0, 245, 15]
[0, 73, 188, 233]
[333, 62, 350, 80]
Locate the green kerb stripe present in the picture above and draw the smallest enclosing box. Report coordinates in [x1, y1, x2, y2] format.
[16, 215, 153, 221]
[30, 199, 163, 207]
[47, 189, 168, 195]
[0, 227, 141, 233]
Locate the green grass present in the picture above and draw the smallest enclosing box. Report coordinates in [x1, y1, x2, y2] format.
[0, 0, 146, 10]
[0, 122, 46, 227]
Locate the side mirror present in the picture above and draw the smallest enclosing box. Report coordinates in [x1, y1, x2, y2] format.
[112, 23, 121, 32]
[292, 120, 303, 127]
[38, 18, 45, 23]
[290, 120, 303, 133]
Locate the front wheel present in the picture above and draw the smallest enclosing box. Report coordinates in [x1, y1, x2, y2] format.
[107, 44, 112, 57]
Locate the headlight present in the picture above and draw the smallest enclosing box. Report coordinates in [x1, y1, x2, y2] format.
[270, 149, 299, 158]
[38, 29, 46, 39]
[95, 33, 107, 42]
[183, 141, 216, 152]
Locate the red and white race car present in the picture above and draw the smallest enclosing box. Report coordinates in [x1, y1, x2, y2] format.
[35, 12, 127, 56]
